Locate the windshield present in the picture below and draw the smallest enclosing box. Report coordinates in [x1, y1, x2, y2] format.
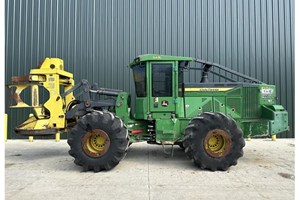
[132, 65, 146, 97]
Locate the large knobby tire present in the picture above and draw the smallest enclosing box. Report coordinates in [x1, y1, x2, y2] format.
[182, 112, 245, 171]
[67, 111, 129, 172]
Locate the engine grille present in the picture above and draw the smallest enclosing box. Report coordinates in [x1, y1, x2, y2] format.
[243, 87, 259, 118]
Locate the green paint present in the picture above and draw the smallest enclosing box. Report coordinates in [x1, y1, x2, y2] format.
[115, 54, 289, 144]
[130, 54, 193, 66]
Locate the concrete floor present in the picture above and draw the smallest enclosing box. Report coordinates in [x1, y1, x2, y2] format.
[5, 139, 294, 200]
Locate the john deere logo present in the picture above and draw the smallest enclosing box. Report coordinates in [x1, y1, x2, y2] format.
[161, 100, 169, 107]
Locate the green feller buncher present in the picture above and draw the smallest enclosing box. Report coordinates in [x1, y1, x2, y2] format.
[8, 54, 289, 172]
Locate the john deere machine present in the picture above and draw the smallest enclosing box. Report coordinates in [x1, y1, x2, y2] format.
[8, 54, 289, 172]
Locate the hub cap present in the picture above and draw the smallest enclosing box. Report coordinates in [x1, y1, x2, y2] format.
[204, 129, 232, 158]
[81, 129, 110, 158]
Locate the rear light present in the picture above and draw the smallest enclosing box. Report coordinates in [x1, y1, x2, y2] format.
[131, 129, 143, 135]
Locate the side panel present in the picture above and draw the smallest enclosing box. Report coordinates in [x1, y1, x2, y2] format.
[184, 86, 243, 118]
[226, 97, 243, 118]
[261, 105, 289, 135]
[185, 97, 213, 117]
[155, 118, 190, 143]
[239, 120, 270, 137]
[213, 97, 226, 113]
[134, 98, 148, 119]
[184, 96, 243, 119]
[183, 86, 262, 119]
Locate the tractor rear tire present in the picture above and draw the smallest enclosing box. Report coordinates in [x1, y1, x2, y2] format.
[67, 111, 129, 172]
[182, 112, 245, 171]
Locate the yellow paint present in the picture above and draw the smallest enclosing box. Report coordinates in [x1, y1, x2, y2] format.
[30, 74, 46, 82]
[7, 58, 75, 136]
[28, 114, 34, 142]
[4, 114, 8, 142]
[55, 131, 60, 142]
[207, 133, 227, 154]
[272, 135, 276, 141]
[185, 87, 233, 92]
[29, 136, 34, 142]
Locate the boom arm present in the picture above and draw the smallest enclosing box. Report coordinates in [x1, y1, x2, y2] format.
[64, 80, 122, 120]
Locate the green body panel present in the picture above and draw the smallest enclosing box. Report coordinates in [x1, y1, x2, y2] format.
[118, 54, 289, 144]
[155, 118, 190, 143]
[238, 120, 270, 137]
[134, 98, 148, 119]
[115, 92, 148, 142]
[261, 105, 289, 135]
[155, 119, 181, 143]
[130, 54, 193, 66]
[175, 97, 185, 118]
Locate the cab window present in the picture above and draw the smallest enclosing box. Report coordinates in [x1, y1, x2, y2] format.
[132, 65, 146, 97]
[152, 64, 172, 97]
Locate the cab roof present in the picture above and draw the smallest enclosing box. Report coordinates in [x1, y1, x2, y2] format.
[130, 54, 193, 66]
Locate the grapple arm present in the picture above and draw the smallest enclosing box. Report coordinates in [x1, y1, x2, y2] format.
[7, 58, 75, 136]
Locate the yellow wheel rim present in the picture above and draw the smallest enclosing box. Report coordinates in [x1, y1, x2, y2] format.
[81, 129, 110, 158]
[204, 129, 232, 158]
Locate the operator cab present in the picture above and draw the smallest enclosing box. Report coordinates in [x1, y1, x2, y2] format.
[130, 54, 193, 120]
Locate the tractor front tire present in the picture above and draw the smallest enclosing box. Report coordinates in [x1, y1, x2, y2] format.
[182, 112, 245, 171]
[67, 111, 129, 172]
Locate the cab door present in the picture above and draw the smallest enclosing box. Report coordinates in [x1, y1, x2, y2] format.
[149, 62, 176, 113]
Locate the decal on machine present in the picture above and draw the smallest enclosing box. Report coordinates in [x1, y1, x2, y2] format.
[185, 88, 233, 92]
